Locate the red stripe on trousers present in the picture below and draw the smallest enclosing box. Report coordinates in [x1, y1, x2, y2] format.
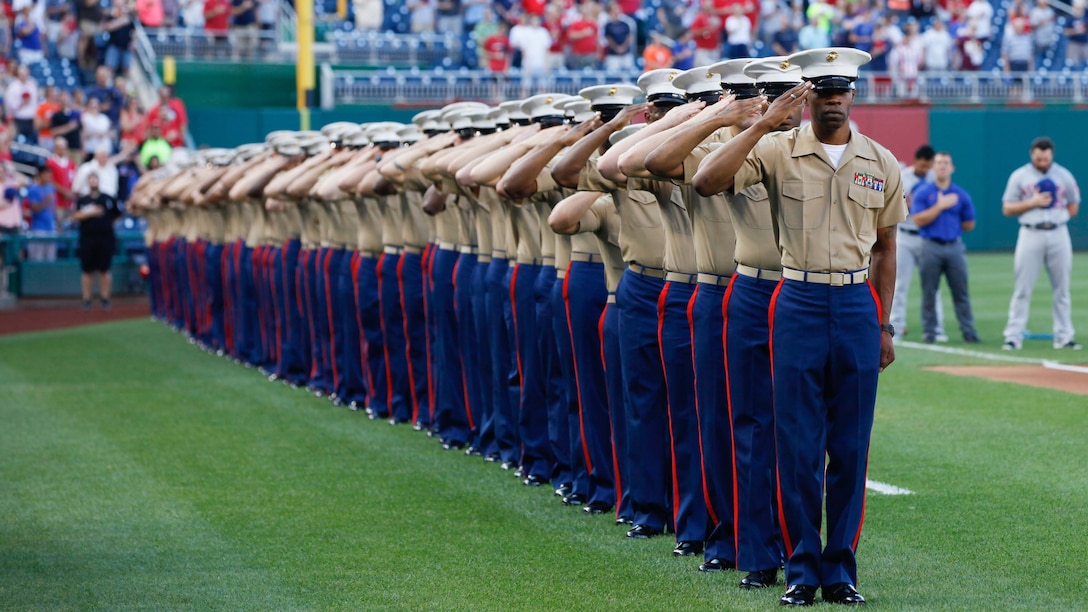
[453, 257, 475, 430]
[422, 244, 435, 423]
[397, 252, 420, 423]
[324, 249, 339, 390]
[657, 282, 681, 530]
[563, 263, 592, 475]
[767, 279, 793, 560]
[719, 276, 740, 555]
[376, 252, 394, 415]
[598, 302, 620, 519]
[688, 283, 719, 528]
[853, 281, 885, 551]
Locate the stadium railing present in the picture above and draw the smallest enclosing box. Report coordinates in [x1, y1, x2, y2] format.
[324, 67, 1088, 107]
[1, 230, 149, 298]
[143, 27, 285, 62]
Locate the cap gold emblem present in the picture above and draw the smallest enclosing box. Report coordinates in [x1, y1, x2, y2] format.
[780, 59, 790, 70]
[608, 87, 617, 96]
[546, 96, 553, 104]
[827, 50, 839, 62]
[668, 72, 677, 81]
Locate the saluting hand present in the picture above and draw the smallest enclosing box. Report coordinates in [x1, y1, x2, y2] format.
[560, 116, 603, 146]
[661, 100, 706, 127]
[716, 95, 766, 128]
[757, 81, 812, 132]
[605, 103, 649, 131]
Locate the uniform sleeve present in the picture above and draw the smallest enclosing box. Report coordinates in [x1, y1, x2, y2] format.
[1060, 166, 1081, 205]
[575, 197, 608, 234]
[1002, 167, 1025, 203]
[876, 153, 907, 227]
[577, 159, 619, 193]
[730, 136, 774, 194]
[681, 143, 714, 185]
[959, 188, 976, 223]
[909, 184, 934, 216]
[535, 165, 558, 195]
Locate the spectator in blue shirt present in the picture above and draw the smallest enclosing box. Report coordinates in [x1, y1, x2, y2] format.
[26, 166, 58, 261]
[911, 151, 979, 344]
[14, 5, 44, 65]
[670, 30, 696, 70]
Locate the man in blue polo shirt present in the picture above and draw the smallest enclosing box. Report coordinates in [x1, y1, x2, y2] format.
[911, 151, 980, 344]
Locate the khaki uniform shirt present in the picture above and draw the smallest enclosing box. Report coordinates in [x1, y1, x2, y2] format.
[298, 200, 322, 248]
[355, 197, 385, 253]
[578, 158, 666, 269]
[401, 168, 433, 249]
[576, 195, 626, 292]
[478, 187, 510, 256]
[630, 176, 697, 273]
[330, 199, 359, 247]
[378, 192, 405, 247]
[732, 125, 906, 272]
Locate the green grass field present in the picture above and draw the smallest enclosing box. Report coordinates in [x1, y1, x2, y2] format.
[2, 253, 1087, 610]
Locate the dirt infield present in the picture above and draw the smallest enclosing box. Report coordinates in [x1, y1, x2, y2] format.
[927, 365, 1088, 396]
[0, 297, 150, 337]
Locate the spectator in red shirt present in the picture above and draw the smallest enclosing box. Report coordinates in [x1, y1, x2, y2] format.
[483, 22, 510, 71]
[691, 0, 722, 66]
[566, 3, 599, 69]
[146, 87, 187, 147]
[204, 0, 231, 35]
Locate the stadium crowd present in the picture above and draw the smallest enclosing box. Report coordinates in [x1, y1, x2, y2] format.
[392, 0, 1088, 74]
[130, 47, 920, 607]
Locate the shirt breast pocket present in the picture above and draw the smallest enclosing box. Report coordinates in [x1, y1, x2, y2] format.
[848, 183, 884, 242]
[848, 184, 885, 210]
[731, 184, 773, 230]
[780, 180, 825, 230]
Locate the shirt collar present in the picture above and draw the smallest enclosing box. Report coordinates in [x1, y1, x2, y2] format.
[792, 123, 878, 167]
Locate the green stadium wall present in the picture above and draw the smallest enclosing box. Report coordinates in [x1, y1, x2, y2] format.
[170, 63, 1087, 251]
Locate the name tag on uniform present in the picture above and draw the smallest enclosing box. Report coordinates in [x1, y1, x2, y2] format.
[854, 172, 885, 193]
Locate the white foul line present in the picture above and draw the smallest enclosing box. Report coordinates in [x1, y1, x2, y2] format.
[898, 341, 1088, 374]
[866, 479, 914, 495]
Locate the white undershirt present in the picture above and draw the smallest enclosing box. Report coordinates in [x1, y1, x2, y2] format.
[821, 143, 848, 169]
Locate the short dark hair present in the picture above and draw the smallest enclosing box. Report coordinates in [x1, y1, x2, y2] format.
[1030, 136, 1054, 152]
[914, 145, 936, 161]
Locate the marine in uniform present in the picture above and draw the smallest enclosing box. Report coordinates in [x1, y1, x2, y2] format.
[694, 48, 905, 606]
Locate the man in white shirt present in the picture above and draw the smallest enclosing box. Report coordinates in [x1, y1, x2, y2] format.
[73, 145, 120, 198]
[724, 3, 752, 58]
[4, 64, 40, 143]
[965, 0, 993, 41]
[920, 18, 954, 70]
[509, 14, 551, 87]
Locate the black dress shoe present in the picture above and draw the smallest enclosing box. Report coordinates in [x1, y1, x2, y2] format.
[615, 517, 633, 525]
[523, 474, 547, 486]
[779, 584, 817, 607]
[739, 568, 778, 589]
[442, 440, 465, 451]
[625, 524, 663, 539]
[514, 467, 525, 479]
[483, 454, 501, 463]
[500, 461, 517, 471]
[389, 417, 410, 425]
[583, 501, 613, 514]
[698, 558, 735, 573]
[672, 541, 703, 556]
[412, 421, 428, 431]
[561, 493, 587, 506]
[554, 483, 572, 498]
[368, 411, 389, 421]
[463, 445, 483, 457]
[822, 583, 865, 606]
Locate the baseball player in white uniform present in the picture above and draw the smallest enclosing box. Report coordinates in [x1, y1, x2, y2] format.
[1001, 137, 1081, 350]
[891, 145, 946, 342]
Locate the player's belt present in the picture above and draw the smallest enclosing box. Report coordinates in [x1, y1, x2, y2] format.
[542, 256, 556, 267]
[383, 245, 403, 255]
[570, 252, 604, 264]
[627, 263, 666, 279]
[458, 245, 478, 254]
[491, 249, 508, 260]
[477, 254, 492, 263]
[664, 271, 697, 284]
[516, 256, 543, 265]
[607, 293, 617, 304]
[437, 240, 457, 251]
[782, 267, 869, 286]
[899, 227, 920, 236]
[697, 272, 733, 286]
[924, 236, 959, 245]
[402, 244, 425, 255]
[734, 264, 782, 282]
[1022, 222, 1063, 230]
[357, 249, 380, 259]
